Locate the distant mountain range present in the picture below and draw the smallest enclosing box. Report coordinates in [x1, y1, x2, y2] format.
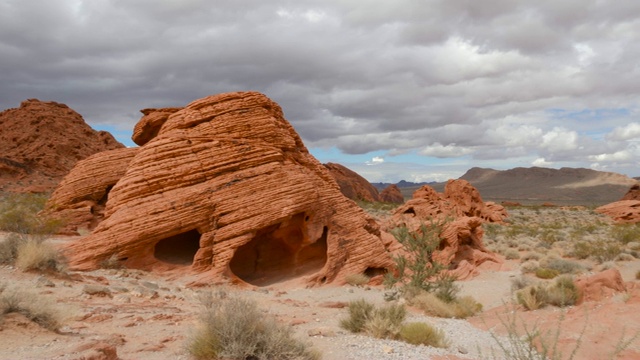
[373, 167, 638, 206]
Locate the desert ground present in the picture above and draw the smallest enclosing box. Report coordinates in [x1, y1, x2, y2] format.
[1, 203, 640, 360]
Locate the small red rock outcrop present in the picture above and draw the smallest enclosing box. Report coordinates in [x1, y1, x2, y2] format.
[323, 162, 380, 202]
[387, 179, 507, 279]
[44, 148, 139, 234]
[0, 99, 123, 193]
[595, 200, 640, 223]
[621, 184, 640, 201]
[575, 268, 627, 303]
[54, 92, 394, 287]
[379, 184, 404, 204]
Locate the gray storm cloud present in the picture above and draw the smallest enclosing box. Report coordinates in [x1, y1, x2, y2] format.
[1, 0, 639, 179]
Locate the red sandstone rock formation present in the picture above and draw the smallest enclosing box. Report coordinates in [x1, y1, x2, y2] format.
[575, 268, 626, 303]
[621, 183, 640, 201]
[44, 148, 139, 234]
[54, 92, 394, 287]
[379, 184, 404, 204]
[323, 163, 380, 202]
[595, 200, 640, 223]
[386, 179, 507, 279]
[393, 179, 508, 224]
[0, 99, 123, 193]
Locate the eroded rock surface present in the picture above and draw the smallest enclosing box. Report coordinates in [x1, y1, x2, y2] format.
[379, 184, 404, 204]
[386, 179, 506, 279]
[45, 148, 139, 234]
[56, 92, 394, 287]
[595, 200, 640, 223]
[0, 99, 123, 193]
[323, 162, 380, 202]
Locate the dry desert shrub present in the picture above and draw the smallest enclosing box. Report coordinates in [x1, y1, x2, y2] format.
[610, 223, 640, 244]
[408, 291, 482, 319]
[15, 238, 65, 272]
[0, 193, 62, 235]
[189, 294, 319, 360]
[571, 239, 621, 263]
[340, 299, 406, 339]
[516, 276, 579, 310]
[0, 287, 66, 331]
[505, 249, 521, 260]
[362, 303, 406, 339]
[344, 273, 370, 286]
[399, 322, 449, 348]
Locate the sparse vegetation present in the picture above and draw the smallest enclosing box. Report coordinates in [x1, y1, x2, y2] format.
[0, 193, 66, 272]
[0, 287, 66, 331]
[340, 298, 451, 347]
[399, 322, 449, 348]
[408, 291, 482, 319]
[516, 276, 579, 310]
[188, 292, 319, 360]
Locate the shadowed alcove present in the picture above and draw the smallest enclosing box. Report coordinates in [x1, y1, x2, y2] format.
[229, 213, 328, 286]
[154, 229, 201, 265]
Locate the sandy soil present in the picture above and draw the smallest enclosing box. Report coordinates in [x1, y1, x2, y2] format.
[2, 207, 640, 360]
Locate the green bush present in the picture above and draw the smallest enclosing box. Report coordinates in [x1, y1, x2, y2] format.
[189, 295, 319, 360]
[399, 322, 449, 348]
[384, 221, 448, 293]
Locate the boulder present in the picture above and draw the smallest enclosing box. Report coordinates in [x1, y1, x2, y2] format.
[323, 162, 380, 202]
[621, 183, 640, 201]
[379, 184, 404, 204]
[55, 92, 394, 287]
[575, 268, 626, 303]
[595, 200, 640, 223]
[386, 179, 506, 279]
[0, 99, 123, 193]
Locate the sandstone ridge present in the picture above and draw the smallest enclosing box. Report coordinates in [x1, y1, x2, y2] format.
[50, 92, 394, 287]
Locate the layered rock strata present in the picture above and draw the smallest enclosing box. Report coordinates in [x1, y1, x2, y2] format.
[53, 92, 394, 287]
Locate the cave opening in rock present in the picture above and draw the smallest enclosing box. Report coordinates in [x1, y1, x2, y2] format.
[229, 213, 328, 286]
[154, 229, 201, 265]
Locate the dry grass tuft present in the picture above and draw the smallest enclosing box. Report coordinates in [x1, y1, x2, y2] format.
[188, 293, 319, 360]
[0, 287, 66, 331]
[399, 322, 449, 348]
[15, 238, 65, 272]
[341, 299, 406, 339]
[408, 291, 482, 319]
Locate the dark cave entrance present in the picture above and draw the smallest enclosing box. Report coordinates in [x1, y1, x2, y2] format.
[229, 213, 328, 286]
[153, 229, 201, 265]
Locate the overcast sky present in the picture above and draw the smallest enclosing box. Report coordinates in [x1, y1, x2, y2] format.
[2, 1, 640, 182]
